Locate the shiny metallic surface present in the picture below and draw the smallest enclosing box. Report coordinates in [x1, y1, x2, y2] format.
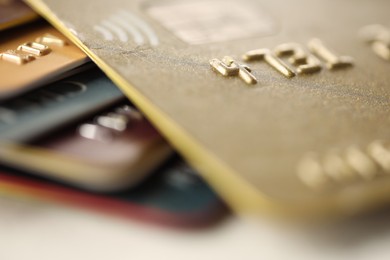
[26, 0, 390, 216]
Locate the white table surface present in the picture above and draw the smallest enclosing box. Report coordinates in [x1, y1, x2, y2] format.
[1, 195, 390, 260]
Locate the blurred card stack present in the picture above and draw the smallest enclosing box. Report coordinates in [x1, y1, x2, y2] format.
[0, 0, 227, 229]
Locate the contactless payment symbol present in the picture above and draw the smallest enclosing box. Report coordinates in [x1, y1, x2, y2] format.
[93, 10, 159, 46]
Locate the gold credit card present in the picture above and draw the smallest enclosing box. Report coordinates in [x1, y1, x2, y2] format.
[0, 0, 38, 31]
[0, 20, 89, 99]
[26, 0, 390, 217]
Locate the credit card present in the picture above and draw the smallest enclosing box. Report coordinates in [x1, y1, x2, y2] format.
[27, 0, 390, 217]
[0, 67, 123, 142]
[0, 20, 89, 99]
[0, 101, 173, 191]
[0, 0, 38, 31]
[0, 157, 226, 227]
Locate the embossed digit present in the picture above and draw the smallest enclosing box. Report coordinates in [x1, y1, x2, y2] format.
[17, 42, 51, 56]
[242, 48, 295, 78]
[274, 43, 322, 74]
[0, 50, 35, 65]
[308, 38, 353, 70]
[360, 24, 390, 61]
[210, 56, 257, 85]
[36, 34, 67, 47]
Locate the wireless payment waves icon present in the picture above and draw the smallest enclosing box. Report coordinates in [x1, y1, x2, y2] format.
[93, 10, 159, 46]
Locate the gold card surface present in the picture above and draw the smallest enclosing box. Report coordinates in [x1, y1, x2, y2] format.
[0, 0, 38, 31]
[26, 0, 390, 217]
[0, 21, 89, 99]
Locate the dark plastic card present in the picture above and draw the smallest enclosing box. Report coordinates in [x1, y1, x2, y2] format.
[0, 67, 124, 142]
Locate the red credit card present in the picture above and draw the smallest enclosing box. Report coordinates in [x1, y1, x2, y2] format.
[0, 157, 227, 228]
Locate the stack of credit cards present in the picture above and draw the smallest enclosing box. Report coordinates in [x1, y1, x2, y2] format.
[22, 0, 390, 218]
[0, 0, 227, 228]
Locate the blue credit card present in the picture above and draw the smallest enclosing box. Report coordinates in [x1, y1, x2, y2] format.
[0, 67, 124, 142]
[0, 156, 227, 227]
